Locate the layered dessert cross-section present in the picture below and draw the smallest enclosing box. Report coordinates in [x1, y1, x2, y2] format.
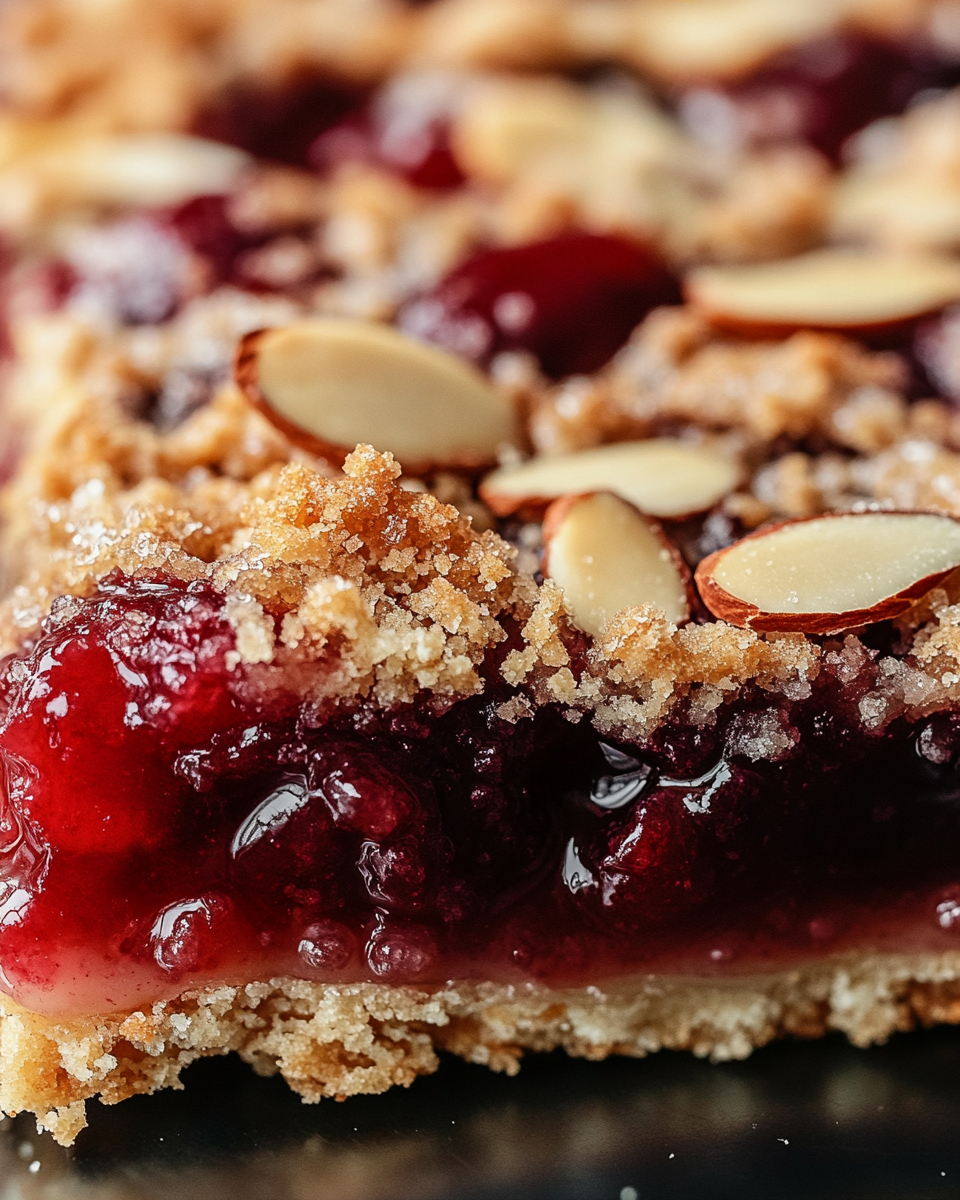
[5, 0, 960, 1148]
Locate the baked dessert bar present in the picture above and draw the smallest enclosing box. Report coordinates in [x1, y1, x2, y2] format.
[5, 0, 960, 1147]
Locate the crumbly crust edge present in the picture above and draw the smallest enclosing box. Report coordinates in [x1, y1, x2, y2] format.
[6, 952, 960, 1146]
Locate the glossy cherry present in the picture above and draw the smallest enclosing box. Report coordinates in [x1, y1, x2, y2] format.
[310, 108, 465, 189]
[4, 572, 960, 1015]
[397, 232, 681, 378]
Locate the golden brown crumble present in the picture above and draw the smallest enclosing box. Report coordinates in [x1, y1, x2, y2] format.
[449, 75, 828, 264]
[0, 68, 830, 273]
[10, 299, 960, 738]
[832, 88, 960, 253]
[2, 429, 528, 710]
[0, 0, 413, 131]
[501, 584, 820, 741]
[605, 307, 911, 450]
[530, 305, 910, 456]
[0, 0, 940, 147]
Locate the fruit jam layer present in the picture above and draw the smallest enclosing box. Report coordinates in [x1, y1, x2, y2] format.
[3, 574, 960, 1015]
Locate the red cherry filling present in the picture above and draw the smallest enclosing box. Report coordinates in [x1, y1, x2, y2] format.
[683, 33, 960, 160]
[397, 233, 681, 378]
[165, 194, 265, 288]
[5, 574, 960, 1015]
[0, 573, 576, 1011]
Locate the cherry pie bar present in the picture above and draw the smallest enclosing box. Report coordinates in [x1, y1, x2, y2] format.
[7, 0, 960, 1146]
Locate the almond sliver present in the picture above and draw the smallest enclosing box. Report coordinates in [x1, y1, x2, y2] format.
[236, 319, 521, 473]
[480, 439, 738, 519]
[544, 492, 691, 635]
[687, 249, 960, 331]
[696, 511, 960, 634]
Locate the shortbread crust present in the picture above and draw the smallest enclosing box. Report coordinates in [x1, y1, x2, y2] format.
[8, 952, 960, 1146]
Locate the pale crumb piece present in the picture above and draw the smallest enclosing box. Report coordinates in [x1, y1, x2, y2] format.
[833, 88, 960, 253]
[503, 592, 821, 742]
[224, 596, 276, 666]
[857, 441, 960, 514]
[227, 167, 329, 236]
[414, 0, 932, 83]
[449, 74, 827, 263]
[8, 950, 960, 1145]
[495, 695, 535, 722]
[604, 307, 909, 450]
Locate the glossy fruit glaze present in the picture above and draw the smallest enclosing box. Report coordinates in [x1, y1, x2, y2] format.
[4, 573, 960, 1016]
[685, 33, 960, 160]
[398, 233, 681, 378]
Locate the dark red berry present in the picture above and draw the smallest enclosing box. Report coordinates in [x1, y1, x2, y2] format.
[310, 111, 465, 190]
[6, 566, 960, 1015]
[166, 195, 247, 281]
[146, 892, 237, 976]
[228, 773, 350, 919]
[318, 756, 418, 839]
[0, 575, 242, 855]
[192, 77, 365, 167]
[366, 914, 437, 979]
[687, 33, 960, 161]
[298, 919, 357, 974]
[397, 233, 681, 377]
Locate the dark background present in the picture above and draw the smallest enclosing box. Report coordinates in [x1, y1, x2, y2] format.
[4, 1026, 960, 1199]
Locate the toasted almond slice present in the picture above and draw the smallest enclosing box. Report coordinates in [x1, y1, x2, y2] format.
[629, 0, 839, 82]
[480, 440, 739, 520]
[543, 492, 691, 635]
[236, 319, 521, 473]
[686, 249, 960, 334]
[62, 133, 251, 208]
[695, 511, 960, 634]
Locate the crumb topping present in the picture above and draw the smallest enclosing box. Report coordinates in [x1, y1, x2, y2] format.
[9, 291, 960, 742]
[832, 88, 960, 252]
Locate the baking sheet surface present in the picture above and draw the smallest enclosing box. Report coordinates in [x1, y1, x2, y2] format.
[3, 1026, 960, 1199]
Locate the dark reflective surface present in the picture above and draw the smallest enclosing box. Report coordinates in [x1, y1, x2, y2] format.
[4, 1028, 960, 1199]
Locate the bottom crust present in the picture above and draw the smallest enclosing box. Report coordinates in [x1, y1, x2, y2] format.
[6, 953, 960, 1146]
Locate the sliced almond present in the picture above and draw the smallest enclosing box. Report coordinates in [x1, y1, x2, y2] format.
[543, 492, 691, 635]
[236, 319, 521, 473]
[480, 440, 739, 520]
[56, 133, 251, 208]
[452, 78, 596, 185]
[686, 249, 960, 335]
[695, 511, 960, 634]
[628, 0, 840, 82]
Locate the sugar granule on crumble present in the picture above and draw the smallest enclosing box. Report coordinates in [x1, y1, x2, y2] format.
[0, 442, 526, 710]
[502, 582, 821, 742]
